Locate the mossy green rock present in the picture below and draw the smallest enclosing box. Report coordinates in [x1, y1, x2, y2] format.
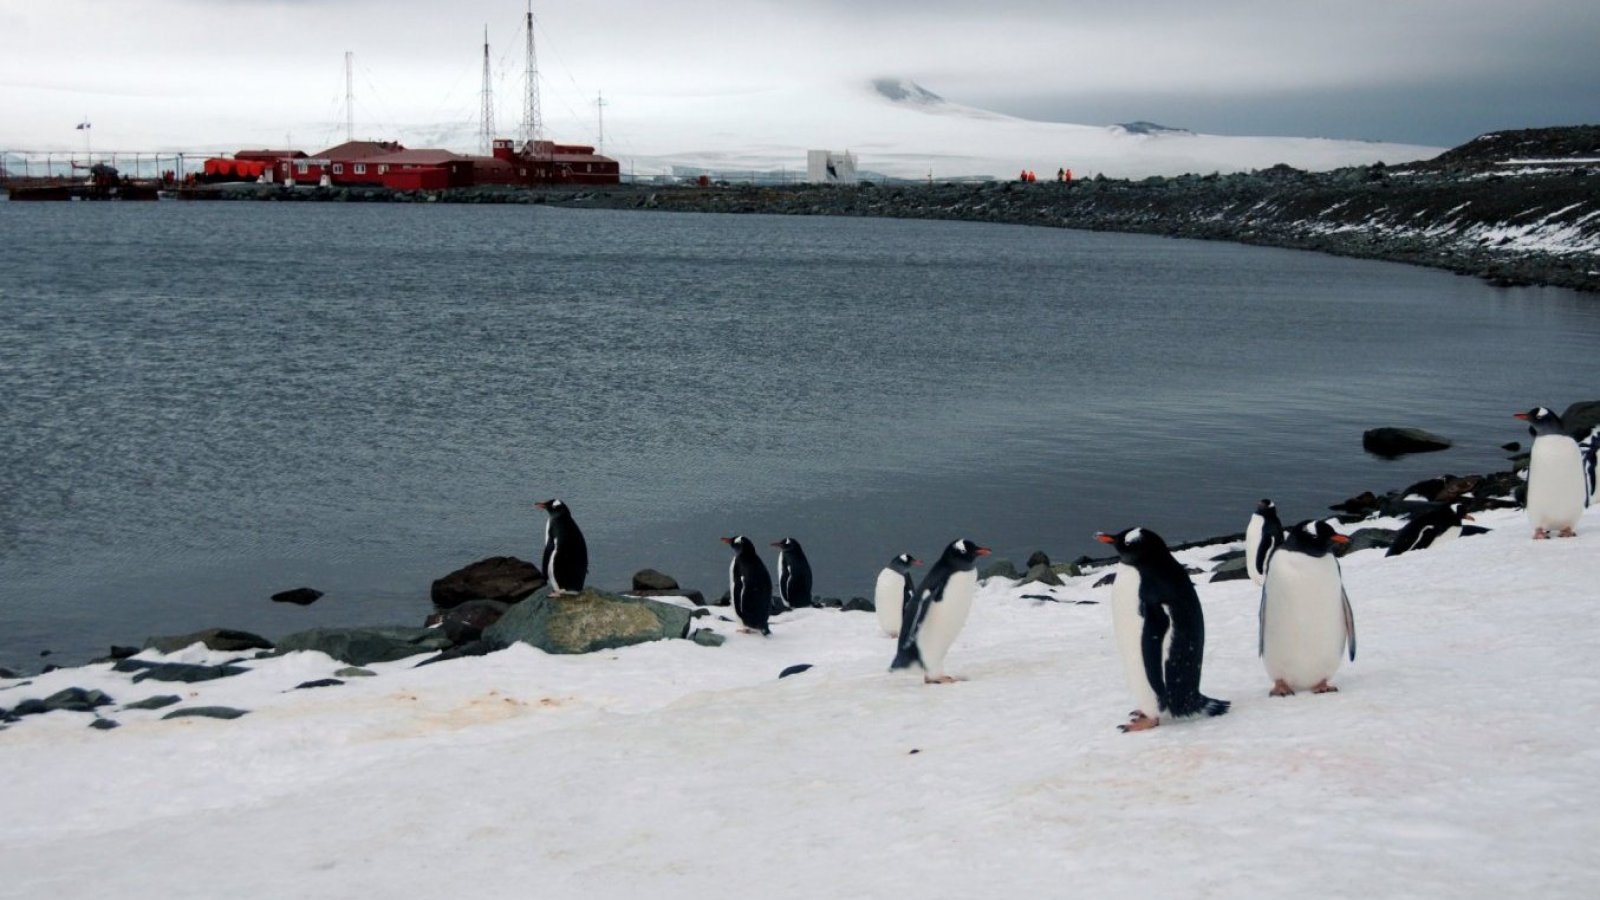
[484, 588, 692, 654]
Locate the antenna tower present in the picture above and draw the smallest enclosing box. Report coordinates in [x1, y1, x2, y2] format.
[344, 51, 354, 141]
[521, 3, 543, 148]
[596, 90, 607, 155]
[479, 27, 496, 156]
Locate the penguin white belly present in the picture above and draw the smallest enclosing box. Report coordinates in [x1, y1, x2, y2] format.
[547, 537, 564, 592]
[874, 569, 903, 637]
[776, 553, 790, 602]
[1110, 565, 1163, 719]
[1261, 553, 1347, 690]
[1244, 517, 1266, 585]
[916, 570, 977, 678]
[1430, 525, 1462, 549]
[1527, 435, 1585, 530]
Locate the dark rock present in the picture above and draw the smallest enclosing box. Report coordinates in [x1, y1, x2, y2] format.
[42, 664, 59, 674]
[113, 659, 249, 684]
[632, 568, 679, 592]
[13, 699, 48, 716]
[779, 664, 814, 679]
[0, 667, 17, 679]
[121, 695, 182, 711]
[162, 706, 250, 721]
[1559, 400, 1600, 437]
[108, 646, 140, 660]
[41, 687, 115, 713]
[293, 678, 345, 690]
[1363, 426, 1453, 457]
[437, 599, 511, 644]
[690, 628, 726, 647]
[1330, 491, 1381, 516]
[431, 556, 546, 609]
[1025, 551, 1052, 568]
[414, 639, 502, 667]
[1093, 572, 1116, 588]
[1342, 527, 1398, 555]
[1210, 548, 1246, 563]
[841, 596, 875, 613]
[814, 596, 844, 609]
[1400, 476, 1449, 500]
[1021, 563, 1064, 587]
[1209, 556, 1249, 582]
[483, 587, 694, 655]
[980, 559, 1019, 581]
[271, 587, 324, 606]
[1050, 562, 1083, 578]
[1501, 441, 1521, 452]
[143, 628, 274, 655]
[276, 627, 451, 666]
[90, 718, 120, 730]
[1462, 524, 1491, 537]
[334, 667, 377, 678]
[632, 587, 707, 606]
[712, 590, 733, 607]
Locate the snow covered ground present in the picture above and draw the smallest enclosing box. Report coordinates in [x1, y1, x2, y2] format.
[2, 504, 1596, 899]
[605, 79, 1444, 181]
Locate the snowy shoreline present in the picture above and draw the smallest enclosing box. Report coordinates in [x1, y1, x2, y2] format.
[3, 494, 1596, 898]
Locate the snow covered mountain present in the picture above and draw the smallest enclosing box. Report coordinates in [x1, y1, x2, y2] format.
[598, 78, 1444, 181]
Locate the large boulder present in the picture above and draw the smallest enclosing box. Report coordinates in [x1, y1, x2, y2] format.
[437, 599, 511, 644]
[276, 626, 452, 666]
[483, 588, 693, 655]
[1362, 427, 1453, 457]
[431, 556, 546, 609]
[632, 569, 679, 592]
[1560, 400, 1600, 437]
[271, 587, 323, 606]
[143, 628, 274, 655]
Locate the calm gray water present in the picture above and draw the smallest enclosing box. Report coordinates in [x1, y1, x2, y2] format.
[2, 201, 1597, 668]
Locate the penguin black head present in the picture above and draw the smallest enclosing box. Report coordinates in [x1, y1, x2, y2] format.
[721, 535, 755, 554]
[535, 498, 569, 516]
[770, 537, 803, 552]
[1283, 519, 1350, 556]
[1255, 499, 1276, 514]
[942, 539, 991, 569]
[1514, 407, 1565, 436]
[1446, 502, 1475, 523]
[888, 552, 923, 573]
[1095, 526, 1170, 564]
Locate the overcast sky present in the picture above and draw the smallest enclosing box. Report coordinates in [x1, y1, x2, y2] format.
[1, 0, 1595, 153]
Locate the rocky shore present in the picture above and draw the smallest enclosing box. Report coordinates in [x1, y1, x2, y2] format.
[181, 125, 1600, 293]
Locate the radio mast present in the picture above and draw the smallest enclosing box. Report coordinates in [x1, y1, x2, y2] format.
[521, 3, 543, 148]
[479, 27, 495, 155]
[344, 51, 354, 141]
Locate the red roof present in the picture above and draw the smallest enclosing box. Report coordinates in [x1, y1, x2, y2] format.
[316, 140, 405, 160]
[235, 149, 307, 161]
[365, 149, 468, 166]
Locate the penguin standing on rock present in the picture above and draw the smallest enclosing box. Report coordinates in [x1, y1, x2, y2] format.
[891, 539, 989, 684]
[1260, 520, 1356, 696]
[1386, 502, 1475, 557]
[535, 499, 589, 596]
[1096, 527, 1230, 732]
[722, 536, 772, 636]
[1514, 407, 1585, 538]
[1244, 498, 1284, 585]
[771, 538, 814, 609]
[875, 553, 921, 638]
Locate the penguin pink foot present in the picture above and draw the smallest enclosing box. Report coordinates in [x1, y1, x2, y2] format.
[1119, 713, 1158, 733]
[1312, 680, 1339, 694]
[1270, 680, 1296, 697]
[1534, 529, 1550, 540]
[1559, 527, 1577, 538]
[924, 675, 960, 685]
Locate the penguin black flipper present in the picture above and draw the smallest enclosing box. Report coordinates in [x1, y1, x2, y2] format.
[1341, 582, 1357, 662]
[1581, 425, 1598, 505]
[1137, 598, 1171, 714]
[1257, 582, 1268, 658]
[890, 586, 933, 671]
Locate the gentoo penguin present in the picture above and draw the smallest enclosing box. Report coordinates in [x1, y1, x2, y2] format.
[1514, 407, 1585, 538]
[891, 539, 989, 684]
[1260, 519, 1356, 696]
[721, 535, 772, 635]
[1580, 424, 1599, 505]
[1386, 502, 1475, 557]
[770, 538, 814, 609]
[534, 498, 589, 596]
[1096, 527, 1230, 732]
[1244, 498, 1284, 585]
[874, 553, 922, 638]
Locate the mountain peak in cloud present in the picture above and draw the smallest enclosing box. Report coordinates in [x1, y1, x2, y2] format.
[872, 78, 945, 106]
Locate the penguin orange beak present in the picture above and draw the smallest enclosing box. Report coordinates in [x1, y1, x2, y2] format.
[534, 500, 550, 510]
[769, 540, 783, 548]
[1331, 534, 1351, 545]
[1513, 412, 1531, 421]
[1462, 513, 1476, 521]
[1095, 533, 1115, 544]
[719, 536, 734, 545]
[912, 558, 924, 566]
[975, 546, 991, 556]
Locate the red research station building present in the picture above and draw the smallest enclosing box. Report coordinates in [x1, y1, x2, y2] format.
[204, 138, 619, 190]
